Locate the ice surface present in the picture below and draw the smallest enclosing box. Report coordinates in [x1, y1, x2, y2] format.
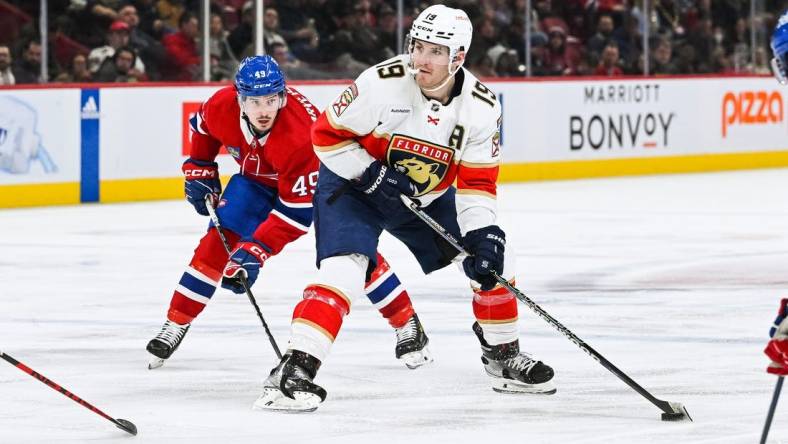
[1, 169, 787, 443]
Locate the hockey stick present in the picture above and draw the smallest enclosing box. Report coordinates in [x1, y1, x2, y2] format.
[204, 196, 283, 360]
[760, 376, 784, 444]
[0, 350, 137, 435]
[399, 195, 692, 422]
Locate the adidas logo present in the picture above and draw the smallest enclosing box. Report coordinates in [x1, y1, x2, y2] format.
[81, 96, 99, 119]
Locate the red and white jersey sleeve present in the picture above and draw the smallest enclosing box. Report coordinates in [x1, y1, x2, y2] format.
[455, 98, 502, 235]
[311, 68, 382, 180]
[188, 99, 223, 161]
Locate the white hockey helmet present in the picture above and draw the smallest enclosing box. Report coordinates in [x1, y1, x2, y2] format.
[408, 4, 473, 70]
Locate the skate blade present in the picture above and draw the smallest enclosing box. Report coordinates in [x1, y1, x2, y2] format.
[148, 355, 165, 370]
[399, 347, 434, 370]
[252, 387, 321, 413]
[490, 378, 557, 395]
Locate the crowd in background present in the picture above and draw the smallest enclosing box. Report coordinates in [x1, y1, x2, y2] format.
[0, 0, 787, 85]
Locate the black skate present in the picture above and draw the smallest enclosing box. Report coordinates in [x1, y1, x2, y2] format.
[253, 351, 327, 412]
[473, 322, 556, 394]
[395, 313, 433, 369]
[146, 320, 190, 370]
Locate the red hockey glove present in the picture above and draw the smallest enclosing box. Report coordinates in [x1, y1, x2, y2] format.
[221, 239, 271, 294]
[182, 158, 221, 216]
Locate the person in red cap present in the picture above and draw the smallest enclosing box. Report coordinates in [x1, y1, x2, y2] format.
[88, 20, 146, 76]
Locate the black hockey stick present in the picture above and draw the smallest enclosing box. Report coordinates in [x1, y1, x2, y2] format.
[760, 376, 784, 444]
[399, 195, 692, 422]
[0, 350, 137, 435]
[205, 196, 283, 360]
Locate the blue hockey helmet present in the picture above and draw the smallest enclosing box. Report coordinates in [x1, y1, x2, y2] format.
[771, 11, 788, 84]
[234, 55, 286, 99]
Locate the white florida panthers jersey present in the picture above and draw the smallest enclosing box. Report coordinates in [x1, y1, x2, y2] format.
[312, 54, 503, 235]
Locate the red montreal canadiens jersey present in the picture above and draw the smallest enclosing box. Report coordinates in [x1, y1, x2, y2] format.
[189, 85, 319, 255]
[311, 54, 502, 235]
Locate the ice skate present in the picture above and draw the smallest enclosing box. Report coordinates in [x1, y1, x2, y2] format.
[146, 320, 190, 369]
[395, 313, 433, 369]
[473, 322, 556, 394]
[253, 351, 326, 413]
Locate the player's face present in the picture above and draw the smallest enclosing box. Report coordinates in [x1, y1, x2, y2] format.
[241, 93, 281, 132]
[410, 39, 452, 89]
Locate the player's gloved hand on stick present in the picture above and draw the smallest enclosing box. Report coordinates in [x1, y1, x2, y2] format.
[462, 225, 506, 291]
[221, 239, 272, 293]
[353, 160, 416, 213]
[182, 158, 221, 216]
[765, 298, 788, 375]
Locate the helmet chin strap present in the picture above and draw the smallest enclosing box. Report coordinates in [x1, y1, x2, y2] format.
[420, 64, 459, 93]
[408, 49, 464, 94]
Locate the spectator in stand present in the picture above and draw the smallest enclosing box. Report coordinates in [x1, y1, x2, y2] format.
[262, 8, 288, 54]
[131, 0, 165, 39]
[594, 41, 624, 76]
[651, 37, 678, 74]
[209, 13, 238, 81]
[376, 4, 398, 55]
[528, 33, 549, 76]
[0, 45, 14, 85]
[688, 16, 717, 72]
[12, 40, 42, 84]
[54, 53, 93, 82]
[275, 0, 320, 62]
[67, 0, 121, 48]
[95, 46, 145, 82]
[469, 54, 497, 78]
[269, 41, 334, 80]
[332, 2, 394, 66]
[541, 26, 581, 76]
[161, 12, 200, 81]
[89, 21, 146, 76]
[612, 11, 642, 74]
[587, 14, 616, 61]
[119, 3, 166, 80]
[156, 0, 185, 34]
[496, 48, 525, 76]
[467, 17, 499, 67]
[228, 2, 253, 58]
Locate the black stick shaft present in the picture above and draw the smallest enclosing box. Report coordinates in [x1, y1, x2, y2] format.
[205, 197, 283, 359]
[400, 195, 683, 417]
[0, 351, 137, 435]
[761, 376, 784, 444]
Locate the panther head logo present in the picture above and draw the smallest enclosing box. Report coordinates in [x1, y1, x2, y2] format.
[395, 157, 441, 194]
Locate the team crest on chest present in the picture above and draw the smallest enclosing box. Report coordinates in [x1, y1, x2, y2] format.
[387, 134, 454, 196]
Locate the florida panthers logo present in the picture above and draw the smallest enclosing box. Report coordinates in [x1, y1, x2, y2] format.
[387, 134, 453, 196]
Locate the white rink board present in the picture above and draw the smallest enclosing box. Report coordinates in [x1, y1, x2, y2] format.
[0, 89, 81, 185]
[94, 76, 788, 180]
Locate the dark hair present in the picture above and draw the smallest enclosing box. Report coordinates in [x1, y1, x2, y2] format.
[179, 12, 197, 28]
[114, 46, 137, 66]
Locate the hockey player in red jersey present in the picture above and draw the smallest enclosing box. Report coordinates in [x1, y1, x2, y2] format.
[146, 55, 432, 370]
[765, 299, 788, 375]
[254, 5, 555, 413]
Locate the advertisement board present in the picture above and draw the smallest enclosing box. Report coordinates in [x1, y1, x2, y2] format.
[2, 76, 787, 208]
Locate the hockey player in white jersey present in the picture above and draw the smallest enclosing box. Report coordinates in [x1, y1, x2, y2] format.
[253, 5, 555, 412]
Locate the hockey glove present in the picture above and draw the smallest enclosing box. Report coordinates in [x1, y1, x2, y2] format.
[765, 298, 788, 375]
[353, 161, 417, 213]
[462, 225, 506, 291]
[182, 158, 221, 216]
[221, 239, 271, 294]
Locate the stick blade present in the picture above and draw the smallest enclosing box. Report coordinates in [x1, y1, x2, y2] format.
[115, 418, 138, 436]
[661, 402, 692, 422]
